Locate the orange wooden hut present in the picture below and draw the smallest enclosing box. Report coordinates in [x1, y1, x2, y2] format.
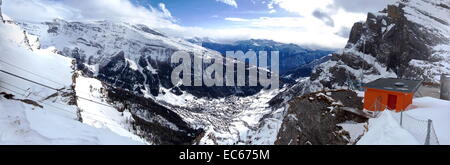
[362, 78, 423, 112]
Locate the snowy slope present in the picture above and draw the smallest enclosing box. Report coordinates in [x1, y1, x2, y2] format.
[75, 75, 148, 144]
[404, 97, 450, 144]
[358, 97, 450, 145]
[0, 98, 142, 145]
[0, 18, 78, 121]
[0, 15, 144, 145]
[357, 111, 420, 145]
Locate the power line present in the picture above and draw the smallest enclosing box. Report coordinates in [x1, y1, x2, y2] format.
[0, 83, 116, 118]
[0, 85, 74, 116]
[0, 58, 129, 97]
[0, 79, 36, 98]
[0, 69, 116, 108]
[0, 58, 66, 86]
[0, 56, 133, 95]
[77, 96, 115, 108]
[0, 69, 61, 91]
[0, 61, 128, 108]
[0, 86, 24, 97]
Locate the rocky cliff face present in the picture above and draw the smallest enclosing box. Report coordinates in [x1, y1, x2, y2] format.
[105, 85, 203, 144]
[255, 0, 450, 145]
[275, 90, 367, 145]
[345, 1, 449, 81]
[270, 0, 450, 106]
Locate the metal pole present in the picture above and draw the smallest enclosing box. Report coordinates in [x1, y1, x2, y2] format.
[425, 119, 432, 145]
[347, 70, 350, 90]
[400, 111, 403, 127]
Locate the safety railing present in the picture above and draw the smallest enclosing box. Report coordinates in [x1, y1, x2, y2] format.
[367, 100, 440, 145]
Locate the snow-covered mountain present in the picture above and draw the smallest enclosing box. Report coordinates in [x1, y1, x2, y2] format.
[18, 19, 271, 99]
[0, 9, 145, 144]
[0, 2, 285, 144]
[271, 0, 450, 105]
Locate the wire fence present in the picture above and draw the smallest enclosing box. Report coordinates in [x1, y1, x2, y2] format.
[368, 99, 440, 145]
[391, 112, 440, 145]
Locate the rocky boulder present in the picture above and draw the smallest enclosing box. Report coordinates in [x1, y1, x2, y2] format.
[275, 90, 367, 145]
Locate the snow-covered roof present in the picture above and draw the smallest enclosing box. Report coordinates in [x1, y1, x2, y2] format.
[363, 78, 423, 93]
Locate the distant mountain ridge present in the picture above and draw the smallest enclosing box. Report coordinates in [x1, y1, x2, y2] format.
[188, 39, 334, 76]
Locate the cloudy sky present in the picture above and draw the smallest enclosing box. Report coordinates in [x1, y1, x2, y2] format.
[2, 0, 395, 49]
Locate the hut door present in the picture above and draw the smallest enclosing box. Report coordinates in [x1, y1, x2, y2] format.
[387, 94, 397, 110]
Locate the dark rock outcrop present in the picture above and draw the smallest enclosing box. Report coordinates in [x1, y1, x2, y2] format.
[275, 90, 367, 145]
[346, 3, 447, 80]
[1, 92, 44, 109]
[98, 51, 146, 93]
[106, 86, 204, 145]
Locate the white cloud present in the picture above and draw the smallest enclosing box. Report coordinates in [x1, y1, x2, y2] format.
[218, 16, 348, 48]
[1, 0, 394, 49]
[216, 0, 238, 8]
[271, 0, 335, 17]
[2, 0, 178, 29]
[334, 0, 394, 13]
[2, 0, 77, 21]
[213, 0, 371, 49]
[225, 17, 250, 22]
[213, 0, 391, 48]
[221, 0, 389, 48]
[158, 3, 173, 20]
[267, 2, 274, 9]
[269, 0, 368, 29]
